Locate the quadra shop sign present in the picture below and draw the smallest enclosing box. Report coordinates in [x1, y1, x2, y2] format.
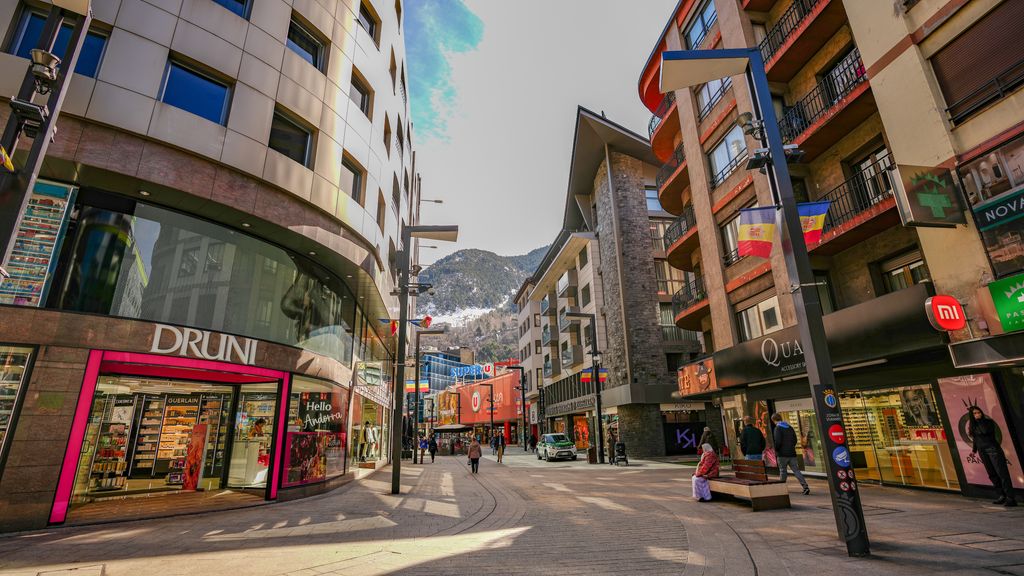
[150, 324, 258, 365]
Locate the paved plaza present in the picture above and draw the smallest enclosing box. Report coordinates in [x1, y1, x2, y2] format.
[0, 451, 1022, 576]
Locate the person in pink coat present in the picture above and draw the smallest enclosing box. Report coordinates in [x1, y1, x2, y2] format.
[468, 437, 483, 474]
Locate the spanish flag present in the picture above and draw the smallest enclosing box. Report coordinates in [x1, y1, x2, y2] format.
[797, 201, 831, 246]
[738, 206, 777, 258]
[0, 146, 14, 172]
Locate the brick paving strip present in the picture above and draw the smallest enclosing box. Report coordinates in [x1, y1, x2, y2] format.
[0, 453, 1020, 575]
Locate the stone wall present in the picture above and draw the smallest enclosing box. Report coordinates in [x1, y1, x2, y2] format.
[617, 404, 666, 459]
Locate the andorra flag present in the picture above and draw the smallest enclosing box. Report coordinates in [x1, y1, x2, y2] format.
[737, 206, 777, 259]
[797, 201, 831, 246]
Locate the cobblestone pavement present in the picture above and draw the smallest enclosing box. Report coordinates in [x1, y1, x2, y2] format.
[0, 451, 1022, 575]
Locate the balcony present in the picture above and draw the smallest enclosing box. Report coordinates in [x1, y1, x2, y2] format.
[561, 345, 584, 368]
[759, 0, 847, 83]
[656, 142, 688, 215]
[778, 48, 874, 161]
[664, 206, 700, 271]
[946, 57, 1024, 126]
[672, 275, 710, 330]
[742, 0, 779, 10]
[557, 269, 578, 297]
[811, 153, 899, 255]
[698, 78, 732, 121]
[541, 324, 553, 347]
[543, 360, 553, 379]
[540, 295, 551, 315]
[710, 150, 748, 189]
[557, 306, 580, 331]
[648, 91, 676, 138]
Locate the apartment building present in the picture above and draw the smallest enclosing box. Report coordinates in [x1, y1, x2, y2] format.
[524, 108, 703, 458]
[639, 0, 1024, 498]
[514, 277, 543, 439]
[0, 0, 420, 531]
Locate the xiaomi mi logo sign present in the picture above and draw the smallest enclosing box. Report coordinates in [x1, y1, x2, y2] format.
[925, 295, 966, 332]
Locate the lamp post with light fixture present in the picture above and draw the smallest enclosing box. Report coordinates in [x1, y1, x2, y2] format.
[660, 47, 869, 557]
[0, 0, 92, 285]
[390, 224, 458, 495]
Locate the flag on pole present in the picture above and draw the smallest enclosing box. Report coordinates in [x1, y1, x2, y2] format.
[0, 146, 14, 172]
[737, 206, 777, 259]
[580, 368, 608, 383]
[797, 201, 831, 246]
[405, 380, 429, 393]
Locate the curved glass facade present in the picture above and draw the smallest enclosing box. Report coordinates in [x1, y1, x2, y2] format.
[55, 198, 360, 366]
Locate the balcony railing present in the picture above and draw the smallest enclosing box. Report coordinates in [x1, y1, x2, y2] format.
[648, 92, 677, 137]
[947, 57, 1024, 126]
[656, 141, 686, 189]
[672, 274, 708, 315]
[698, 78, 732, 120]
[759, 0, 824, 64]
[557, 269, 578, 296]
[540, 296, 551, 315]
[723, 247, 742, 266]
[657, 278, 686, 297]
[662, 325, 701, 342]
[557, 307, 580, 331]
[820, 153, 895, 233]
[710, 149, 748, 188]
[543, 361, 552, 378]
[541, 325, 552, 346]
[561, 345, 584, 367]
[778, 48, 866, 142]
[663, 205, 697, 250]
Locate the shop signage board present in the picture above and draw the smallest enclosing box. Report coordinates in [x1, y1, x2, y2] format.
[987, 273, 1024, 333]
[714, 283, 943, 388]
[677, 358, 717, 397]
[181, 424, 208, 491]
[925, 295, 967, 331]
[150, 324, 258, 365]
[545, 395, 595, 417]
[893, 164, 967, 228]
[958, 135, 1024, 277]
[0, 180, 76, 306]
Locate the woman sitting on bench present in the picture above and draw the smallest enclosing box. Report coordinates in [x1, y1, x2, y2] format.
[692, 442, 720, 502]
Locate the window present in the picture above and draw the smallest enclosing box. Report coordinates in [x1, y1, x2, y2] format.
[284, 377, 350, 486]
[391, 176, 401, 215]
[579, 245, 589, 268]
[350, 72, 372, 117]
[212, 0, 251, 18]
[708, 125, 747, 186]
[645, 187, 664, 212]
[383, 118, 392, 155]
[880, 250, 930, 294]
[268, 111, 312, 166]
[376, 191, 386, 232]
[534, 313, 540, 327]
[736, 295, 782, 341]
[655, 260, 685, 295]
[697, 77, 731, 119]
[684, 0, 717, 49]
[815, 271, 836, 314]
[357, 2, 379, 43]
[161, 61, 231, 124]
[9, 10, 107, 78]
[286, 17, 324, 71]
[340, 157, 365, 203]
[389, 50, 398, 88]
[535, 341, 542, 355]
[721, 212, 742, 265]
[581, 284, 591, 307]
[395, 0, 402, 28]
[752, 23, 767, 44]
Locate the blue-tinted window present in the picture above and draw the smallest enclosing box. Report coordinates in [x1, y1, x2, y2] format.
[211, 0, 250, 19]
[286, 19, 324, 71]
[269, 112, 311, 166]
[161, 61, 231, 124]
[10, 11, 107, 78]
[645, 188, 664, 212]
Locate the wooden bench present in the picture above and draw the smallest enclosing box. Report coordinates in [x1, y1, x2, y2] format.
[707, 459, 791, 511]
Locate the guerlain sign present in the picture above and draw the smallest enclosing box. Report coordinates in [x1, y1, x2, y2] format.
[149, 324, 258, 365]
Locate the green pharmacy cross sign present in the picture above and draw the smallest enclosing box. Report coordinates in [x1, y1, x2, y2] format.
[894, 165, 967, 228]
[989, 273, 1024, 333]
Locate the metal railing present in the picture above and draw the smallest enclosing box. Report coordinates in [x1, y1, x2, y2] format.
[710, 150, 748, 188]
[662, 325, 701, 342]
[400, 78, 407, 107]
[778, 48, 866, 142]
[820, 153, 894, 233]
[947, 57, 1024, 126]
[663, 205, 697, 250]
[698, 78, 732, 120]
[657, 278, 686, 296]
[672, 274, 708, 316]
[656, 141, 686, 189]
[684, 7, 718, 50]
[723, 247, 742, 266]
[759, 0, 824, 64]
[541, 325, 552, 346]
[648, 92, 677, 137]
[540, 296, 550, 315]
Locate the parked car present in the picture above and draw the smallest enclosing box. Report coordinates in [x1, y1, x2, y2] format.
[537, 433, 578, 462]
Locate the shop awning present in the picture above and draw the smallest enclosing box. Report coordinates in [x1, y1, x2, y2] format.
[433, 424, 471, 432]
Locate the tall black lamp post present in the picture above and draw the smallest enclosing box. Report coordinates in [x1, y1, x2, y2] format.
[413, 327, 445, 463]
[390, 225, 458, 495]
[660, 47, 869, 557]
[0, 1, 92, 282]
[506, 366, 527, 451]
[565, 311, 604, 464]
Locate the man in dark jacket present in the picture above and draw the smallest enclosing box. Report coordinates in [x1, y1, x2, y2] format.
[739, 416, 766, 460]
[970, 406, 1017, 506]
[772, 413, 810, 495]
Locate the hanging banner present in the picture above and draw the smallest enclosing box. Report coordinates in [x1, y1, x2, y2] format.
[797, 200, 831, 246]
[0, 180, 76, 306]
[737, 206, 777, 258]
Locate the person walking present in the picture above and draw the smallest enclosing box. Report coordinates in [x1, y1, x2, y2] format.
[692, 443, 720, 502]
[739, 416, 766, 460]
[529, 434, 537, 454]
[490, 434, 498, 455]
[428, 436, 438, 463]
[607, 431, 618, 465]
[418, 436, 428, 463]
[468, 437, 482, 474]
[497, 433, 506, 463]
[772, 413, 810, 495]
[699, 427, 718, 454]
[970, 405, 1017, 506]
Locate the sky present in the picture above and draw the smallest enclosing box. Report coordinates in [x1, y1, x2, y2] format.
[406, 0, 677, 264]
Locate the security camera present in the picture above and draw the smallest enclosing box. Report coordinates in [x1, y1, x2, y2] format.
[30, 49, 60, 94]
[427, 287, 436, 296]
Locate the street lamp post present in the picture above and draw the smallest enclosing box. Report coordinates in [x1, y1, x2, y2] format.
[0, 1, 92, 282]
[390, 225, 458, 495]
[660, 47, 870, 557]
[413, 328, 446, 463]
[506, 366, 527, 451]
[565, 312, 604, 464]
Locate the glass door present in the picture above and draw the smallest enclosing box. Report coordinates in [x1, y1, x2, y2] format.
[227, 383, 279, 489]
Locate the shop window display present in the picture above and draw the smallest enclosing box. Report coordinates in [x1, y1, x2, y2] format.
[228, 385, 279, 489]
[772, 399, 824, 474]
[840, 385, 959, 490]
[0, 347, 32, 460]
[351, 397, 383, 463]
[284, 377, 350, 486]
